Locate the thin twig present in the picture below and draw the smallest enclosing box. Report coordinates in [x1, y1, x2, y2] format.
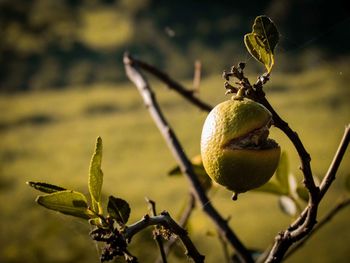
[193, 60, 202, 94]
[125, 212, 205, 263]
[146, 198, 168, 263]
[287, 124, 350, 233]
[285, 197, 350, 259]
[126, 54, 213, 112]
[155, 193, 196, 263]
[319, 124, 350, 198]
[124, 53, 253, 263]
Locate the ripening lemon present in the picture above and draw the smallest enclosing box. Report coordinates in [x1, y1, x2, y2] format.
[200, 98, 280, 198]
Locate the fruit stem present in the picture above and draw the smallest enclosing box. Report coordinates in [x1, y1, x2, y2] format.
[232, 88, 245, 101]
[231, 193, 238, 201]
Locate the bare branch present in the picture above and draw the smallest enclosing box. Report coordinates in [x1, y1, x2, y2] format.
[155, 193, 196, 263]
[126, 54, 213, 112]
[285, 197, 350, 259]
[125, 212, 205, 263]
[319, 124, 350, 198]
[124, 53, 253, 263]
[193, 60, 202, 94]
[146, 198, 167, 263]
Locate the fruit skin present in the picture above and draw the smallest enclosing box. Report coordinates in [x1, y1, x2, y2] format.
[200, 98, 280, 194]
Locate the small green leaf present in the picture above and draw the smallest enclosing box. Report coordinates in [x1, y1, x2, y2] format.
[275, 152, 289, 194]
[278, 196, 297, 216]
[345, 173, 350, 193]
[36, 190, 94, 219]
[107, 196, 130, 225]
[244, 15, 279, 73]
[88, 137, 104, 214]
[27, 181, 66, 193]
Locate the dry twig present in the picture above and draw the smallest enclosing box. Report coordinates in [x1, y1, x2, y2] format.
[125, 212, 204, 263]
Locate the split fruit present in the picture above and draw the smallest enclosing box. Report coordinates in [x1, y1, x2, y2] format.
[200, 98, 280, 197]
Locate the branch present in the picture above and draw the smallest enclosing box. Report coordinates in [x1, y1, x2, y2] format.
[285, 197, 350, 259]
[146, 198, 167, 263]
[155, 193, 196, 263]
[126, 54, 213, 112]
[192, 60, 202, 94]
[319, 124, 350, 198]
[124, 53, 254, 263]
[289, 124, 350, 231]
[125, 211, 204, 263]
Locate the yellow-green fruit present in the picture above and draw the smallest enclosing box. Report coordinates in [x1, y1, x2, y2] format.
[200, 98, 280, 195]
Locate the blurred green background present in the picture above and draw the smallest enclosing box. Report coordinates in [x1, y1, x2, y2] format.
[0, 0, 349, 263]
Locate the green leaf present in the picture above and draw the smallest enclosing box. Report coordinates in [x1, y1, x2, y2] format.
[36, 190, 94, 219]
[275, 151, 289, 194]
[27, 181, 66, 193]
[88, 136, 104, 214]
[244, 15, 279, 73]
[107, 196, 130, 225]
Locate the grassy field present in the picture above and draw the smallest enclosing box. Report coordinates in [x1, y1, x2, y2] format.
[0, 62, 349, 263]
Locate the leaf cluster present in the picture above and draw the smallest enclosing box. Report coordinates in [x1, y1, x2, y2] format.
[28, 137, 133, 262]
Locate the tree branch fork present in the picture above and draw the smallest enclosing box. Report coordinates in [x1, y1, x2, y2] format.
[125, 210, 205, 263]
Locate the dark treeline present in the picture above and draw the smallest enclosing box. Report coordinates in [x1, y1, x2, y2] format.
[0, 0, 348, 92]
